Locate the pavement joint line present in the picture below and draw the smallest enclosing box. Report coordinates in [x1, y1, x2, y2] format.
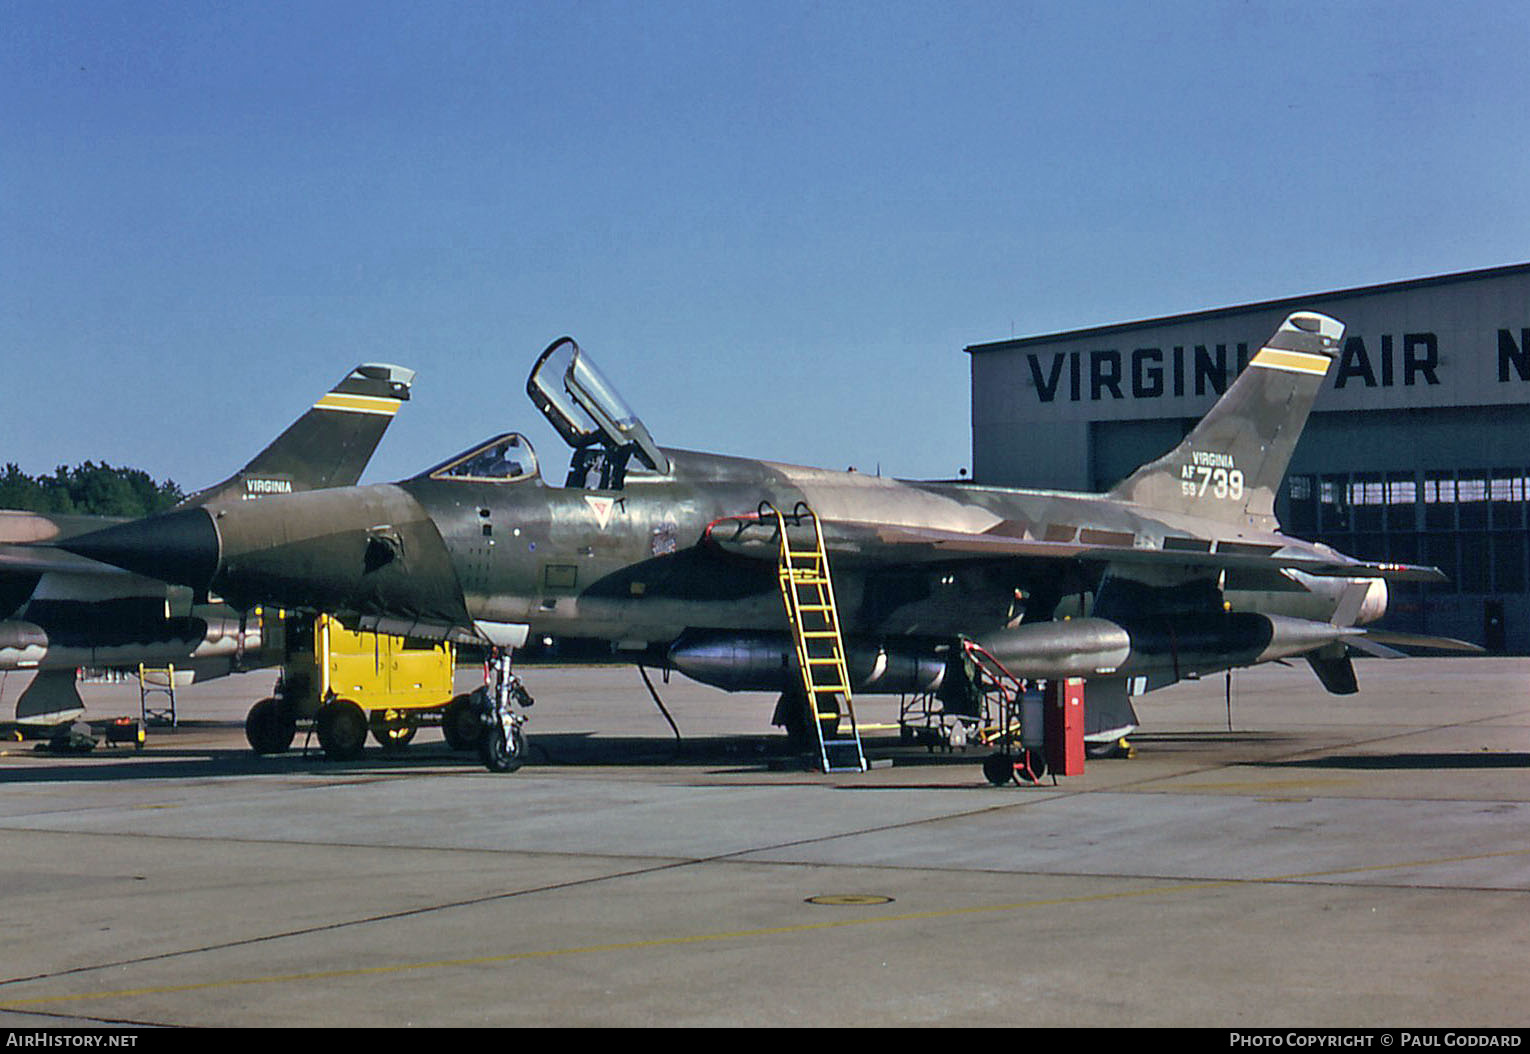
[0, 795, 1043, 990]
[0, 854, 701, 990]
[0, 878, 1251, 1008]
[1084, 703, 1530, 796]
[3, 681, 1527, 1015]
[4, 720, 1526, 997]
[5, 844, 1529, 1010]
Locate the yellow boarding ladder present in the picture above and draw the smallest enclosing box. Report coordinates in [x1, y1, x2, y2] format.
[763, 501, 867, 773]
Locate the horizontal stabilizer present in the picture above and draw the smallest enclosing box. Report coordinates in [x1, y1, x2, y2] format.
[1344, 636, 1408, 660]
[1359, 629, 1485, 654]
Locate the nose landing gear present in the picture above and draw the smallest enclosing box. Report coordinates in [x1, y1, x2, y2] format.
[476, 649, 534, 773]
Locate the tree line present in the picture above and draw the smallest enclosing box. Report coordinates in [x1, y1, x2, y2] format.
[0, 462, 184, 518]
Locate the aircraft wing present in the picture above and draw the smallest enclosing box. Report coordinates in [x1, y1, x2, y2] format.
[704, 516, 1447, 583]
[0, 543, 141, 578]
[868, 524, 1448, 582]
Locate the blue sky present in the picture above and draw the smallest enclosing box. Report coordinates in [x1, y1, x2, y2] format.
[4, 1, 1529, 489]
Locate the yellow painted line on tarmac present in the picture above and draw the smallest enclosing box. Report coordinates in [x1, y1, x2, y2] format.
[1167, 777, 1358, 792]
[7, 845, 1530, 1009]
[1279, 844, 1530, 882]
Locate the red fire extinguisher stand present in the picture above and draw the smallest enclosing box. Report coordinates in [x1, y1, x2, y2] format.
[1044, 678, 1086, 777]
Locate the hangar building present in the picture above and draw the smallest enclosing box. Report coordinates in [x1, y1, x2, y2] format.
[966, 262, 1530, 653]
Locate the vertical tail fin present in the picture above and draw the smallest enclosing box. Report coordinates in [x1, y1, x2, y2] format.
[179, 363, 414, 507]
[1107, 312, 1343, 529]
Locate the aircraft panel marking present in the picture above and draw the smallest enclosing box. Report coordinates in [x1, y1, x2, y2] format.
[1180, 462, 1245, 500]
[585, 495, 617, 529]
[1248, 347, 1331, 376]
[313, 393, 403, 416]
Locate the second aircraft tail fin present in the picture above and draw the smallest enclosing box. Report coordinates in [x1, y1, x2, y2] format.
[1107, 313, 1343, 529]
[180, 363, 414, 507]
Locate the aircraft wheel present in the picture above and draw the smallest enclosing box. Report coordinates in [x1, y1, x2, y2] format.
[774, 691, 813, 752]
[316, 699, 367, 761]
[479, 722, 526, 773]
[982, 753, 1015, 786]
[774, 691, 838, 752]
[246, 697, 296, 755]
[369, 709, 417, 751]
[442, 694, 484, 751]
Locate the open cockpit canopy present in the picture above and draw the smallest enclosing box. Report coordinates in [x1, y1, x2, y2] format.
[527, 337, 669, 489]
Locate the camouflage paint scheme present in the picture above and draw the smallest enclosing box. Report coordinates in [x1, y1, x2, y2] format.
[62, 316, 1469, 740]
[1, 364, 412, 721]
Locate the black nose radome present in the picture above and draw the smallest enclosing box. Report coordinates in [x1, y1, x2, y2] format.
[59, 507, 221, 591]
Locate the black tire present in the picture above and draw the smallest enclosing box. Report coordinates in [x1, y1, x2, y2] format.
[478, 721, 525, 773]
[246, 697, 297, 755]
[775, 690, 837, 752]
[316, 699, 368, 761]
[369, 709, 418, 751]
[442, 694, 484, 752]
[982, 753, 1015, 786]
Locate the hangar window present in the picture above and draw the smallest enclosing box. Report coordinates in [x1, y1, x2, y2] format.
[1457, 476, 1489, 530]
[1491, 470, 1526, 529]
[1386, 474, 1416, 532]
[1350, 474, 1384, 531]
[1285, 475, 1317, 536]
[1319, 475, 1350, 532]
[1423, 472, 1456, 531]
[1348, 479, 1385, 506]
[1283, 467, 1530, 599]
[1491, 476, 1524, 503]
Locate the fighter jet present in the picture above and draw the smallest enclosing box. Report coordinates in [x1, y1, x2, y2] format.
[1, 363, 414, 724]
[59, 313, 1467, 767]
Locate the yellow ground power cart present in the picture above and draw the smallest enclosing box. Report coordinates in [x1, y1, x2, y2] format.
[244, 613, 484, 761]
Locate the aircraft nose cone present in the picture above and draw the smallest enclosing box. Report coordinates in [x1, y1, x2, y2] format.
[59, 507, 220, 590]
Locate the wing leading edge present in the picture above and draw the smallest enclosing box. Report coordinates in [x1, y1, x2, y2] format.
[705, 516, 1447, 583]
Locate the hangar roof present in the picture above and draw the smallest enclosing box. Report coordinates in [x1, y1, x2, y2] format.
[966, 261, 1530, 355]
